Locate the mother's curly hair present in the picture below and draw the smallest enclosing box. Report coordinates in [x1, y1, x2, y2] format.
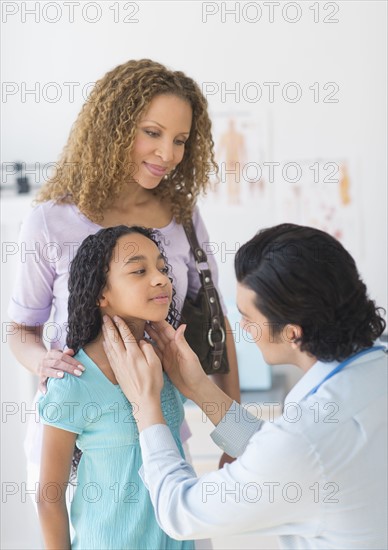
[36, 59, 217, 225]
[235, 223, 386, 362]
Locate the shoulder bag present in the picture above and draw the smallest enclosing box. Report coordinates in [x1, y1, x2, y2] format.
[181, 221, 230, 375]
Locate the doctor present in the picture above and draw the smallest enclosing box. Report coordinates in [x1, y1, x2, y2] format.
[102, 223, 387, 550]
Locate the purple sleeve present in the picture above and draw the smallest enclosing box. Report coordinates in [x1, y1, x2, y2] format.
[7, 205, 55, 325]
[187, 207, 227, 315]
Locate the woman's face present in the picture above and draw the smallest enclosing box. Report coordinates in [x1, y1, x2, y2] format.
[99, 233, 173, 324]
[129, 94, 192, 189]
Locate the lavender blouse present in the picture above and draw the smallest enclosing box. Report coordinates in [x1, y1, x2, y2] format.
[8, 200, 226, 349]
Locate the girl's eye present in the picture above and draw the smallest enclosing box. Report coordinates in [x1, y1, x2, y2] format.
[160, 266, 169, 274]
[131, 269, 145, 275]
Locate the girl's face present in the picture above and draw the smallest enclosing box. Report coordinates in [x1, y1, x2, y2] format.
[99, 233, 173, 324]
[129, 94, 192, 189]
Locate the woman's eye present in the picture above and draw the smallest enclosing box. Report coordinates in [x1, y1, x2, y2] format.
[174, 139, 187, 146]
[145, 130, 159, 138]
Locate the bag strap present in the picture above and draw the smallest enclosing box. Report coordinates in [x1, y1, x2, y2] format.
[184, 220, 226, 372]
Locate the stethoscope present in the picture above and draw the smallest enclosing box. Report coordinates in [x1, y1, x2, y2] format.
[305, 344, 387, 397]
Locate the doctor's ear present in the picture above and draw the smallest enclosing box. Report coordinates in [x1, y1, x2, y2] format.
[286, 324, 303, 349]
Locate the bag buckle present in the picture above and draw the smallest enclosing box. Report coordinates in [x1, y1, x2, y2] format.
[195, 260, 210, 274]
[208, 326, 226, 347]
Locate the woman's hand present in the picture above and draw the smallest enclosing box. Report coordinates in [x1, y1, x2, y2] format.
[39, 349, 85, 394]
[102, 315, 165, 431]
[145, 320, 208, 401]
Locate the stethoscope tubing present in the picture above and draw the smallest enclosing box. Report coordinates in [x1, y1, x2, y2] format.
[306, 345, 386, 397]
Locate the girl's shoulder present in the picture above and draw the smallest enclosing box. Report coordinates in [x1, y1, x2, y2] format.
[40, 349, 96, 404]
[38, 372, 92, 433]
[42, 370, 91, 404]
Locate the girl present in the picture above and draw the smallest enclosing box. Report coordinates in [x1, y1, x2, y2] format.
[37, 225, 194, 550]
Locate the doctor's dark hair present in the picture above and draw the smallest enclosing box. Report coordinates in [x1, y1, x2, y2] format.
[67, 225, 179, 355]
[235, 223, 386, 362]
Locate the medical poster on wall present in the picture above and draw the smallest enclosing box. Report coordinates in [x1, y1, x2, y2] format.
[208, 111, 273, 219]
[272, 159, 362, 261]
[208, 111, 362, 259]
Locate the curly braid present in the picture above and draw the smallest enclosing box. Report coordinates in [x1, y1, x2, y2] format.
[67, 225, 179, 479]
[36, 59, 217, 226]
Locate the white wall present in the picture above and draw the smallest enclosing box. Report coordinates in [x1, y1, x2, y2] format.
[2, 0, 387, 306]
[1, 1, 387, 548]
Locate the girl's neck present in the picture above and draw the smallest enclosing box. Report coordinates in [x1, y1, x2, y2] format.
[84, 335, 117, 385]
[84, 321, 146, 386]
[100, 317, 146, 343]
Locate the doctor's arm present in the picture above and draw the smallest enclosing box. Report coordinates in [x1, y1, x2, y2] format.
[138, 420, 319, 541]
[102, 316, 319, 539]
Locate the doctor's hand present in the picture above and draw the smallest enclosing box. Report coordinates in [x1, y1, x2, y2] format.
[145, 320, 208, 401]
[102, 315, 165, 430]
[147, 320, 234, 428]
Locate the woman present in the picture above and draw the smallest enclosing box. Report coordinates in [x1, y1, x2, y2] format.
[8, 59, 240, 488]
[103, 223, 387, 550]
